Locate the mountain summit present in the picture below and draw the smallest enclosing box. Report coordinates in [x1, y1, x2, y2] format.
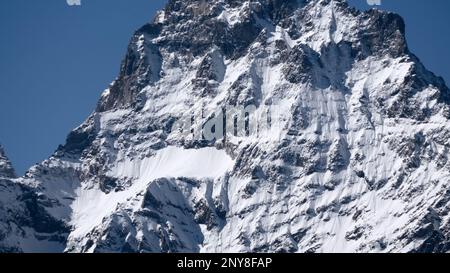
[1, 0, 450, 252]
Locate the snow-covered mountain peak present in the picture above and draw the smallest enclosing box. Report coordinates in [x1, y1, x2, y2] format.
[98, 0, 413, 113]
[2, 0, 450, 253]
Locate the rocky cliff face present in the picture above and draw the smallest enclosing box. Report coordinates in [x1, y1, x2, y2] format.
[2, 0, 450, 253]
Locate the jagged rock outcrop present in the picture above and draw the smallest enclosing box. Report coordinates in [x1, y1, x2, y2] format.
[2, 0, 450, 253]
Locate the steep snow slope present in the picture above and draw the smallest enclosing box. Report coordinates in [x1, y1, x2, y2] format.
[2, 0, 450, 253]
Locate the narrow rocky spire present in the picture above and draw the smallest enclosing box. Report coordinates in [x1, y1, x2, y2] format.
[0, 144, 16, 178]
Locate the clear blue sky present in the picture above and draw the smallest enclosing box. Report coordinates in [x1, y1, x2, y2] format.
[0, 0, 449, 175]
[0, 0, 166, 174]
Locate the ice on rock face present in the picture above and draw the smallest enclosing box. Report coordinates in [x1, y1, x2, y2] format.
[3, 0, 450, 253]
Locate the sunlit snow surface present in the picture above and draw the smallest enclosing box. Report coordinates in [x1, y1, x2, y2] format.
[70, 147, 234, 242]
